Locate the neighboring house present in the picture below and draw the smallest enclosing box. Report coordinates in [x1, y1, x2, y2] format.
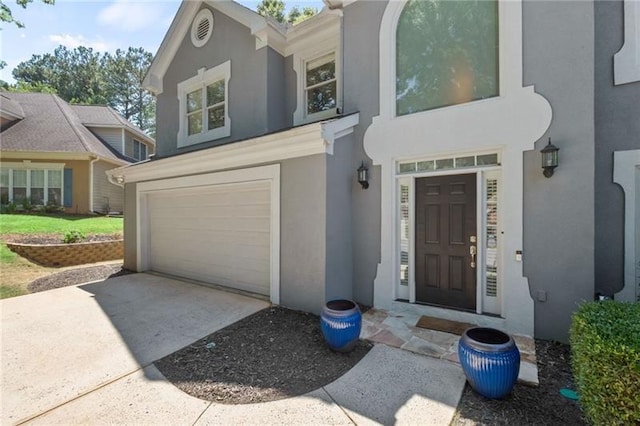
[108, 0, 639, 341]
[0, 92, 155, 214]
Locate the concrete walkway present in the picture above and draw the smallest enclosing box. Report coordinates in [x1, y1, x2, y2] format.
[2, 273, 466, 425]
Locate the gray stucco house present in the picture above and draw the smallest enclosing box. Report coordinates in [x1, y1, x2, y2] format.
[108, 0, 639, 341]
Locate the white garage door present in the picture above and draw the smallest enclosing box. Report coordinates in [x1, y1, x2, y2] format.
[147, 181, 271, 296]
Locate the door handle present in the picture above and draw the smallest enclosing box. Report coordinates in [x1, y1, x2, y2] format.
[470, 245, 477, 269]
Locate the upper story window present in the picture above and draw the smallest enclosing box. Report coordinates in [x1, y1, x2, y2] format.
[177, 61, 231, 148]
[396, 0, 499, 116]
[133, 140, 148, 161]
[305, 53, 337, 117]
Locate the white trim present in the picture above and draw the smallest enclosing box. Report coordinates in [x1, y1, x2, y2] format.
[613, 149, 640, 302]
[0, 161, 65, 170]
[191, 8, 214, 48]
[614, 0, 640, 85]
[177, 61, 232, 148]
[107, 114, 359, 184]
[364, 0, 551, 336]
[136, 164, 281, 304]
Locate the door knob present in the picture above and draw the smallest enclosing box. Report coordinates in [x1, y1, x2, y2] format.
[470, 245, 477, 268]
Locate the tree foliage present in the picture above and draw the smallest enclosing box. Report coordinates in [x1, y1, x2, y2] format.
[0, 0, 54, 28]
[11, 45, 155, 134]
[256, 0, 317, 25]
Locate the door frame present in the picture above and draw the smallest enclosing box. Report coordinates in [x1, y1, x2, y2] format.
[136, 164, 281, 304]
[395, 159, 503, 316]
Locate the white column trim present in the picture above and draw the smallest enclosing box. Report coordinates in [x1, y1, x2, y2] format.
[613, 149, 640, 302]
[614, 0, 640, 85]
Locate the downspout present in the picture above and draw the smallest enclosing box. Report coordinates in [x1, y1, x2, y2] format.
[89, 156, 99, 213]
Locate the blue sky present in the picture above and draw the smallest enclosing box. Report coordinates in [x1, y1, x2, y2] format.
[0, 0, 325, 84]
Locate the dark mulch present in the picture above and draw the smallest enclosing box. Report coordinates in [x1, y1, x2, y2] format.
[28, 264, 133, 293]
[155, 306, 372, 404]
[452, 340, 588, 425]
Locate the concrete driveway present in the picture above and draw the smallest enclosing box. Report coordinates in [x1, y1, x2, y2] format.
[1, 273, 269, 425]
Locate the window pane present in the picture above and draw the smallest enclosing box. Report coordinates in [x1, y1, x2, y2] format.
[477, 153, 499, 165]
[141, 144, 147, 160]
[456, 156, 476, 168]
[396, 0, 499, 115]
[48, 188, 62, 205]
[485, 178, 498, 297]
[399, 163, 416, 173]
[13, 188, 26, 202]
[306, 55, 335, 87]
[48, 170, 62, 188]
[186, 89, 202, 113]
[30, 170, 44, 204]
[399, 184, 410, 287]
[208, 105, 225, 130]
[417, 161, 435, 172]
[306, 81, 336, 114]
[206, 80, 225, 106]
[134, 141, 140, 160]
[31, 188, 44, 205]
[13, 170, 26, 187]
[188, 113, 202, 135]
[435, 158, 454, 170]
[0, 169, 8, 187]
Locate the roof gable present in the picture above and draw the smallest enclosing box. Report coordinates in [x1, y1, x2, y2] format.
[144, 0, 341, 95]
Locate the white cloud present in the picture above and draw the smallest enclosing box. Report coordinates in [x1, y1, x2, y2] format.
[97, 0, 164, 32]
[48, 34, 113, 51]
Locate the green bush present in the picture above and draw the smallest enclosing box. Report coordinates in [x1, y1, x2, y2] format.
[62, 230, 86, 244]
[570, 301, 640, 425]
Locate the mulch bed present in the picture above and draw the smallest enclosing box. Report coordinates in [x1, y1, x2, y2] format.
[452, 339, 587, 425]
[155, 306, 372, 404]
[27, 264, 133, 293]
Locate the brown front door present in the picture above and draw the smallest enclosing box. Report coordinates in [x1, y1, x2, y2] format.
[415, 173, 477, 311]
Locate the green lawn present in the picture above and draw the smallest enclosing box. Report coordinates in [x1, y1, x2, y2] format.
[0, 214, 123, 299]
[0, 214, 123, 236]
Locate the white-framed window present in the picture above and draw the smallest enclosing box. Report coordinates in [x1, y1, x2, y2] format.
[0, 163, 64, 206]
[293, 47, 341, 125]
[177, 61, 231, 148]
[133, 140, 148, 161]
[395, 0, 499, 116]
[304, 52, 337, 118]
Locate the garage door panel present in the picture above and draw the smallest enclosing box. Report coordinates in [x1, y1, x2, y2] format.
[146, 180, 271, 296]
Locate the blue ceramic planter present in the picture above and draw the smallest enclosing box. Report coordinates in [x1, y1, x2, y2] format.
[320, 299, 362, 352]
[458, 327, 520, 399]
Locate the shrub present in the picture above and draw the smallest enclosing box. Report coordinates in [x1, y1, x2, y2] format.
[1, 202, 18, 214]
[62, 231, 86, 244]
[43, 200, 64, 214]
[570, 301, 640, 425]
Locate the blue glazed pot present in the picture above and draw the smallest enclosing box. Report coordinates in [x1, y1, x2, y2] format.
[320, 299, 362, 352]
[458, 327, 520, 399]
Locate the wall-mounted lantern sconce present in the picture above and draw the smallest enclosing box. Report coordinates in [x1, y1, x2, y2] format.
[357, 161, 369, 189]
[115, 176, 125, 184]
[541, 138, 559, 178]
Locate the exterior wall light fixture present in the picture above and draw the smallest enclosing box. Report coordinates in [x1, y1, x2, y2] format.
[357, 161, 369, 189]
[115, 176, 125, 184]
[541, 138, 559, 178]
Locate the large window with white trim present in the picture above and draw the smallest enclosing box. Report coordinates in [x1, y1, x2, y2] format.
[0, 166, 64, 206]
[177, 61, 231, 148]
[396, 0, 499, 115]
[305, 52, 337, 117]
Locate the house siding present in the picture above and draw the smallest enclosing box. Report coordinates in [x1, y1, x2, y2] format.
[594, 0, 640, 297]
[522, 0, 596, 341]
[92, 160, 124, 213]
[156, 5, 282, 158]
[91, 127, 123, 154]
[342, 0, 386, 306]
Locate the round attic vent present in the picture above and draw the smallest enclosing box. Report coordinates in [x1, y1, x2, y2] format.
[191, 9, 213, 48]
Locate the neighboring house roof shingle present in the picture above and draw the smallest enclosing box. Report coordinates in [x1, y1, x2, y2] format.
[71, 105, 154, 144]
[0, 93, 152, 164]
[0, 93, 25, 120]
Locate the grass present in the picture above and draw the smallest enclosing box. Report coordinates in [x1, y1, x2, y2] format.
[0, 214, 123, 300]
[0, 213, 123, 236]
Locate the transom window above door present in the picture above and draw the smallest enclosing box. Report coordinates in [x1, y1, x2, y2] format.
[177, 61, 231, 148]
[396, 0, 499, 116]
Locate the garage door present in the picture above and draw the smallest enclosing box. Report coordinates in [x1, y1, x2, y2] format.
[147, 181, 271, 296]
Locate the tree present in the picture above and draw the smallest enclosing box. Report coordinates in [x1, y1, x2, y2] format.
[0, 0, 54, 28]
[256, 0, 317, 25]
[11, 45, 156, 134]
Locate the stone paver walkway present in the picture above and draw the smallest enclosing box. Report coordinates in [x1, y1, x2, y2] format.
[360, 308, 539, 386]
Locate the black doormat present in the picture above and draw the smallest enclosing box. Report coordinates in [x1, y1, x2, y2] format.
[415, 315, 475, 335]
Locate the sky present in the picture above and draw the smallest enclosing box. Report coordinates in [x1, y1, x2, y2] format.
[0, 0, 325, 84]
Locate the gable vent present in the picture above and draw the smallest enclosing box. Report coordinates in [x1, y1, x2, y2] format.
[191, 9, 213, 48]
